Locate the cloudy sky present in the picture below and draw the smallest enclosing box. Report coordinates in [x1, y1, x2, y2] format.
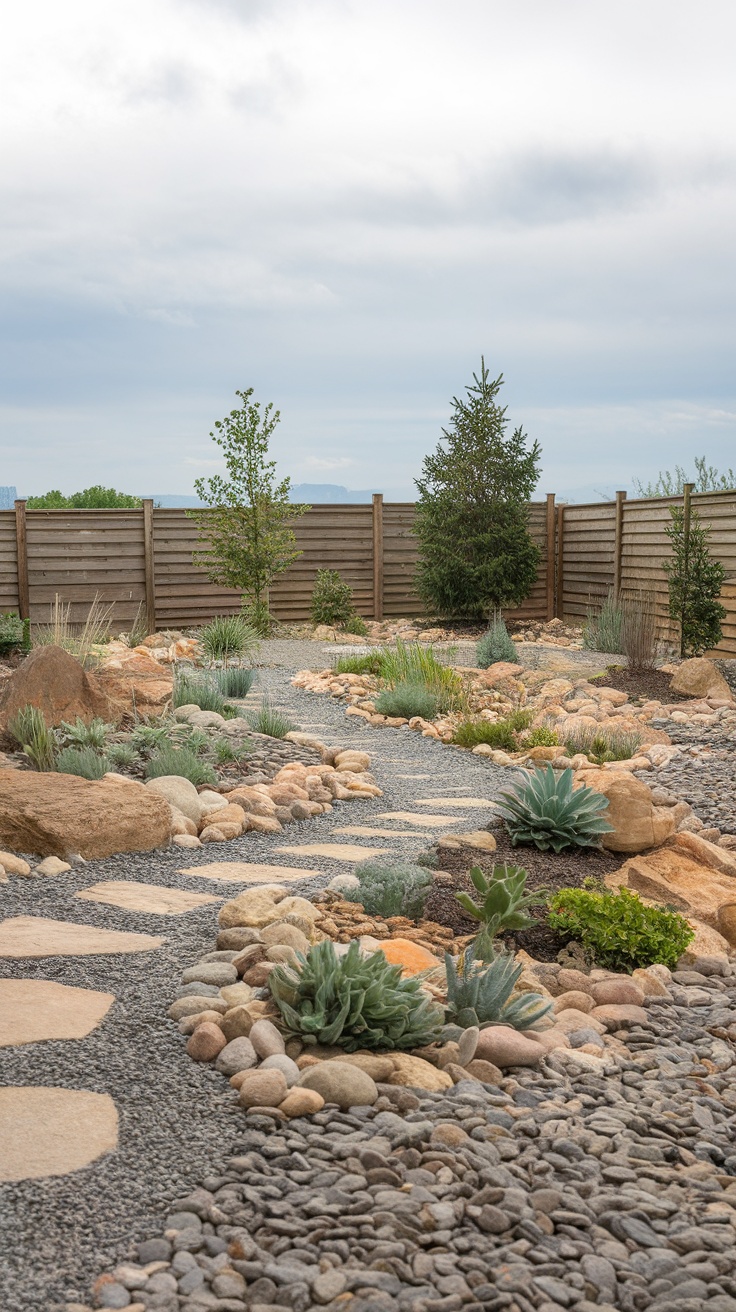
[2, 0, 735, 502]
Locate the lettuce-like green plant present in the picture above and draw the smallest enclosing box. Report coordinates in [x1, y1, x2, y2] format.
[548, 886, 695, 971]
[444, 944, 552, 1031]
[269, 940, 444, 1051]
[456, 862, 547, 959]
[497, 765, 613, 853]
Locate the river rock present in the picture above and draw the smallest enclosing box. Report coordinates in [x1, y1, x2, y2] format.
[474, 1026, 546, 1068]
[297, 1061, 378, 1108]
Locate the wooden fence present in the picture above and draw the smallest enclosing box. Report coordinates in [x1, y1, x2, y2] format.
[2, 489, 736, 653]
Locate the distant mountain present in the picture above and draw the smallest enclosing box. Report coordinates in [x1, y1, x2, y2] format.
[288, 484, 376, 503]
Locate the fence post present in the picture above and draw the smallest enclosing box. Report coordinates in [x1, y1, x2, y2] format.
[680, 482, 695, 657]
[555, 503, 565, 617]
[545, 493, 556, 620]
[14, 499, 30, 621]
[372, 494, 384, 621]
[613, 490, 627, 602]
[142, 499, 157, 636]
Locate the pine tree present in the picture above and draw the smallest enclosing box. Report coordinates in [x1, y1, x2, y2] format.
[663, 506, 726, 656]
[414, 360, 541, 620]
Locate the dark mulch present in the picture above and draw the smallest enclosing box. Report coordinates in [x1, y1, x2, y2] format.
[424, 827, 623, 962]
[588, 664, 689, 705]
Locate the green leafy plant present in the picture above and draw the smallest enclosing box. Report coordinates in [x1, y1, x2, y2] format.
[246, 700, 295, 738]
[59, 716, 113, 750]
[374, 681, 439, 720]
[173, 669, 226, 714]
[564, 726, 642, 764]
[520, 726, 559, 750]
[343, 861, 433, 920]
[26, 485, 143, 508]
[344, 613, 368, 636]
[145, 747, 217, 786]
[583, 590, 624, 654]
[455, 862, 547, 960]
[477, 614, 518, 667]
[378, 639, 464, 713]
[55, 745, 110, 779]
[200, 614, 261, 663]
[106, 742, 137, 769]
[548, 886, 695, 971]
[634, 455, 736, 498]
[444, 943, 552, 1031]
[663, 505, 727, 656]
[7, 705, 57, 771]
[333, 652, 383, 676]
[215, 666, 255, 698]
[310, 569, 356, 628]
[129, 723, 171, 755]
[497, 765, 614, 853]
[452, 719, 517, 751]
[0, 611, 24, 656]
[269, 939, 444, 1052]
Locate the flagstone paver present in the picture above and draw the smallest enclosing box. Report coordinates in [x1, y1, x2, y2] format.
[0, 916, 164, 958]
[413, 796, 495, 807]
[0, 1087, 118, 1182]
[375, 811, 462, 826]
[177, 862, 324, 883]
[75, 881, 221, 915]
[275, 843, 389, 861]
[0, 979, 116, 1047]
[331, 825, 430, 839]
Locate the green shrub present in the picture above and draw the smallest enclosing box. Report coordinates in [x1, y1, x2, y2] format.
[107, 743, 137, 769]
[333, 652, 383, 676]
[548, 886, 695, 971]
[269, 939, 444, 1051]
[55, 745, 110, 780]
[415, 850, 440, 869]
[476, 615, 518, 668]
[200, 614, 261, 662]
[664, 505, 727, 656]
[59, 716, 113, 750]
[583, 590, 624, 653]
[520, 726, 559, 750]
[444, 944, 552, 1031]
[246, 701, 295, 738]
[497, 765, 614, 853]
[145, 747, 217, 786]
[564, 726, 642, 764]
[0, 611, 24, 656]
[452, 719, 516, 751]
[310, 569, 356, 627]
[7, 705, 57, 771]
[215, 666, 255, 698]
[455, 863, 547, 960]
[213, 736, 251, 765]
[378, 639, 464, 713]
[374, 681, 439, 720]
[173, 669, 226, 714]
[343, 860, 433, 920]
[129, 723, 171, 755]
[345, 613, 368, 636]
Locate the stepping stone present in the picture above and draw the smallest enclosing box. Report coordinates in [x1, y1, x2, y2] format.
[414, 797, 494, 808]
[0, 979, 115, 1047]
[0, 917, 163, 959]
[276, 843, 389, 861]
[0, 1087, 118, 1181]
[332, 826, 429, 839]
[376, 812, 462, 827]
[178, 862, 323, 883]
[75, 881, 220, 915]
[396, 774, 432, 779]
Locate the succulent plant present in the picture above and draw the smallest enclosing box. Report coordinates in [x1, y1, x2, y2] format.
[269, 939, 444, 1052]
[444, 943, 552, 1032]
[455, 862, 547, 959]
[496, 765, 614, 853]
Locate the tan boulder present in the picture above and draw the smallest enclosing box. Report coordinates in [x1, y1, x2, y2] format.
[0, 850, 31, 876]
[574, 769, 676, 852]
[387, 1054, 453, 1091]
[670, 658, 733, 701]
[0, 769, 172, 859]
[617, 851, 736, 935]
[717, 904, 736, 946]
[476, 662, 525, 688]
[0, 646, 115, 732]
[95, 648, 173, 718]
[218, 889, 285, 930]
[671, 831, 736, 878]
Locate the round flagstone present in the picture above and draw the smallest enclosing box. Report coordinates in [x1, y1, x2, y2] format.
[0, 917, 164, 958]
[0, 979, 115, 1047]
[275, 843, 389, 861]
[75, 881, 221, 915]
[177, 862, 323, 883]
[0, 1087, 118, 1181]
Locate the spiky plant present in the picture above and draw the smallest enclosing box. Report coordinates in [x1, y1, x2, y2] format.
[215, 666, 255, 698]
[106, 742, 137, 770]
[455, 862, 547, 959]
[173, 668, 226, 714]
[7, 705, 57, 771]
[55, 745, 110, 780]
[200, 614, 261, 662]
[269, 940, 444, 1052]
[246, 700, 295, 738]
[144, 747, 217, 786]
[59, 716, 113, 750]
[374, 681, 439, 721]
[444, 944, 552, 1031]
[497, 765, 613, 853]
[476, 614, 518, 668]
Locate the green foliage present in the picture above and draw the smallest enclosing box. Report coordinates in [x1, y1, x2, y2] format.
[455, 863, 547, 960]
[476, 614, 518, 667]
[444, 944, 552, 1031]
[663, 506, 727, 656]
[246, 700, 295, 738]
[34, 594, 114, 667]
[200, 614, 261, 663]
[213, 737, 244, 765]
[548, 885, 695, 971]
[55, 745, 110, 779]
[415, 850, 440, 869]
[498, 765, 614, 853]
[22, 618, 31, 652]
[106, 743, 137, 769]
[58, 717, 113, 750]
[269, 939, 444, 1052]
[634, 455, 736, 498]
[26, 486, 142, 508]
[452, 718, 516, 751]
[7, 705, 57, 771]
[125, 603, 148, 649]
[310, 569, 355, 627]
[241, 598, 276, 637]
[0, 611, 24, 655]
[343, 860, 433, 920]
[583, 590, 624, 653]
[374, 681, 439, 720]
[520, 726, 559, 749]
[173, 669, 226, 714]
[190, 387, 308, 615]
[129, 723, 171, 755]
[145, 747, 217, 786]
[344, 613, 368, 636]
[215, 666, 255, 698]
[563, 725, 642, 764]
[414, 359, 542, 619]
[333, 652, 383, 676]
[378, 639, 464, 713]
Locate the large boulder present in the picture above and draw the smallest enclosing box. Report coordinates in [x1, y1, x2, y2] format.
[146, 776, 203, 826]
[611, 837, 736, 946]
[0, 768, 172, 859]
[95, 648, 173, 718]
[574, 769, 676, 852]
[0, 646, 114, 732]
[670, 658, 733, 702]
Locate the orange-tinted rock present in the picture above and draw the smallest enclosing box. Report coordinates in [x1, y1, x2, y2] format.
[0, 769, 172, 859]
[574, 769, 676, 852]
[0, 646, 114, 732]
[376, 938, 440, 976]
[187, 1022, 227, 1061]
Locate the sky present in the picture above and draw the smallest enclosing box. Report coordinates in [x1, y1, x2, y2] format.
[2, 0, 736, 503]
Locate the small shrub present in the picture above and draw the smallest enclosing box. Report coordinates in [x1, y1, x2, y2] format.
[452, 719, 516, 751]
[246, 701, 295, 738]
[344, 613, 368, 636]
[664, 505, 727, 656]
[310, 569, 356, 627]
[476, 614, 518, 668]
[200, 614, 261, 662]
[455, 862, 547, 961]
[130, 723, 171, 755]
[444, 943, 552, 1031]
[59, 716, 113, 750]
[215, 666, 255, 698]
[343, 860, 433, 920]
[583, 590, 624, 653]
[55, 745, 110, 780]
[333, 653, 383, 676]
[107, 743, 137, 769]
[520, 726, 559, 750]
[378, 639, 464, 713]
[548, 886, 695, 971]
[497, 765, 614, 852]
[7, 705, 57, 771]
[145, 747, 217, 786]
[178, 726, 210, 755]
[374, 681, 439, 721]
[564, 726, 642, 764]
[173, 669, 226, 714]
[0, 611, 24, 655]
[242, 598, 275, 637]
[415, 850, 440, 869]
[269, 939, 444, 1051]
[620, 590, 658, 671]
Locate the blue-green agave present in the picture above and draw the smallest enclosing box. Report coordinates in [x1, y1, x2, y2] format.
[496, 765, 614, 853]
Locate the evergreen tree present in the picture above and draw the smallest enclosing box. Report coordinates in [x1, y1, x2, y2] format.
[663, 506, 726, 656]
[414, 360, 541, 620]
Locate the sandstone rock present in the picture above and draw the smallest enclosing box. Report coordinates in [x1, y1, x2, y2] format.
[549, 1008, 606, 1035]
[526, 1027, 571, 1053]
[178, 1009, 225, 1034]
[232, 944, 267, 974]
[215, 1036, 258, 1075]
[335, 1053, 395, 1081]
[672, 830, 736, 878]
[573, 769, 676, 852]
[670, 657, 733, 701]
[95, 647, 173, 718]
[219, 982, 255, 1007]
[242, 962, 275, 987]
[376, 938, 441, 976]
[632, 967, 673, 998]
[168, 995, 228, 1020]
[556, 968, 593, 994]
[590, 1003, 649, 1029]
[34, 855, 71, 876]
[463, 1058, 504, 1084]
[716, 904, 736, 947]
[260, 922, 310, 954]
[260, 1053, 300, 1086]
[218, 890, 285, 930]
[477, 662, 525, 687]
[0, 646, 115, 732]
[220, 1005, 257, 1042]
[0, 850, 31, 876]
[249, 1018, 285, 1059]
[0, 769, 172, 860]
[617, 851, 736, 934]
[169, 807, 198, 836]
[279, 1088, 325, 1117]
[238, 1069, 288, 1109]
[553, 990, 593, 1013]
[591, 978, 645, 1007]
[474, 1026, 546, 1068]
[388, 1054, 453, 1091]
[297, 1061, 378, 1108]
[216, 927, 263, 952]
[172, 834, 202, 849]
[186, 1022, 227, 1061]
[333, 749, 371, 772]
